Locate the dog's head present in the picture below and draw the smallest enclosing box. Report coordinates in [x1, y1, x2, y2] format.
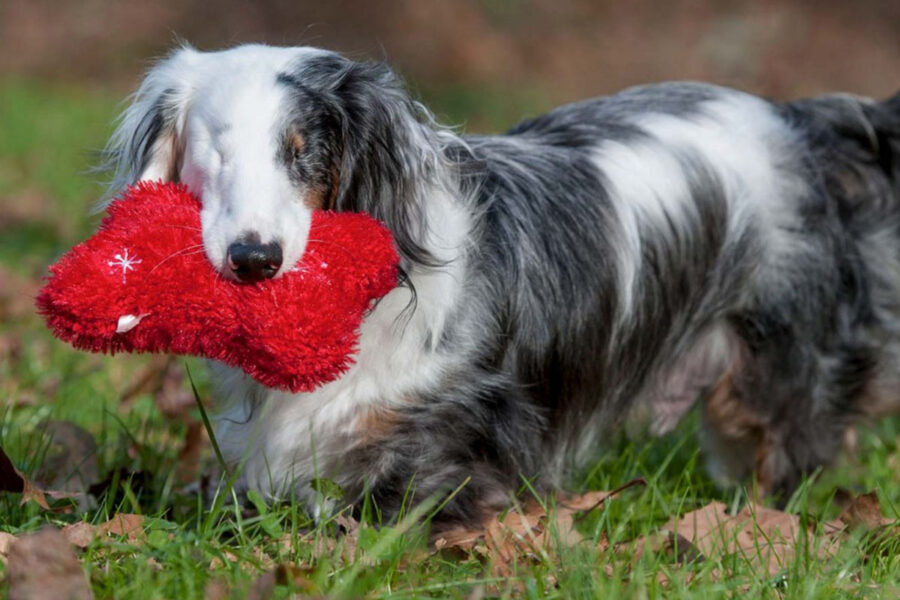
[104, 44, 441, 280]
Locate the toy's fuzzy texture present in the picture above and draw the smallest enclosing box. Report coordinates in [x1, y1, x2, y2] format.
[36, 181, 399, 392]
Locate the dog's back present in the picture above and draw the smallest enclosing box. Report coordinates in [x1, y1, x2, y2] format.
[337, 84, 900, 524]
[445, 85, 900, 504]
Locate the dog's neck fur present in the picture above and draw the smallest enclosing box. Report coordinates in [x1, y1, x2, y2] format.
[208, 142, 477, 505]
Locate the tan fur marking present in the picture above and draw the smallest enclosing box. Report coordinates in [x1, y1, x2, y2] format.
[288, 132, 325, 210]
[703, 368, 777, 494]
[289, 131, 305, 157]
[704, 371, 765, 442]
[303, 189, 326, 210]
[353, 407, 402, 446]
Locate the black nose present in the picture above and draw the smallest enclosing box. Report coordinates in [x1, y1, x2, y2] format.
[227, 241, 283, 282]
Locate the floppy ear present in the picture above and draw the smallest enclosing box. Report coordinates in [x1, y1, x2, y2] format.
[294, 55, 446, 265]
[101, 46, 198, 201]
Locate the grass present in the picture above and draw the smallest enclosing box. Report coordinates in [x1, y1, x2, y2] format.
[2, 78, 900, 598]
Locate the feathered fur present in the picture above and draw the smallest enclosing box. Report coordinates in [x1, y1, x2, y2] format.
[102, 43, 900, 527]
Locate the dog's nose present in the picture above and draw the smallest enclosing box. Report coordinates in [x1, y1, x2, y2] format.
[227, 241, 283, 282]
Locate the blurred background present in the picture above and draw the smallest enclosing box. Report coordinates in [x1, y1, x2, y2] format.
[0, 0, 898, 480]
[4, 0, 900, 123]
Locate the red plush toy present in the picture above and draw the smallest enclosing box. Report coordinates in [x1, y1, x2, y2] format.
[36, 182, 399, 392]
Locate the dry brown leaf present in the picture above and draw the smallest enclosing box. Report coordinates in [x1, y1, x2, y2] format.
[20, 478, 52, 510]
[34, 420, 100, 510]
[661, 501, 842, 576]
[6, 527, 93, 600]
[1, 444, 50, 509]
[0, 443, 86, 511]
[635, 530, 706, 566]
[836, 489, 894, 531]
[61, 522, 97, 549]
[433, 479, 643, 577]
[334, 513, 362, 563]
[99, 513, 145, 540]
[60, 514, 146, 548]
[436, 478, 642, 550]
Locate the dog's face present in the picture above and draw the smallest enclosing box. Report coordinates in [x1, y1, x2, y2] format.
[179, 54, 316, 281]
[106, 44, 432, 281]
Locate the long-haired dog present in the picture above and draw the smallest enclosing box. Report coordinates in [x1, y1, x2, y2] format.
[103, 44, 900, 528]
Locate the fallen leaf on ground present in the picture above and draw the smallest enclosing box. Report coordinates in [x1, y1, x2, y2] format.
[637, 530, 706, 566]
[6, 527, 93, 600]
[835, 489, 894, 531]
[100, 513, 145, 538]
[660, 501, 843, 576]
[34, 420, 100, 510]
[61, 522, 96, 549]
[61, 514, 146, 548]
[0, 444, 55, 510]
[433, 478, 643, 577]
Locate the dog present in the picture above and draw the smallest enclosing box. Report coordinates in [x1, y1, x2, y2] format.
[101, 43, 900, 528]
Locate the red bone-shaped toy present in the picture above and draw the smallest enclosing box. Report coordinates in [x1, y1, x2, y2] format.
[36, 182, 399, 392]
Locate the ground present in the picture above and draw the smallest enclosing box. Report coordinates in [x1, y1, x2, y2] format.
[2, 79, 900, 599]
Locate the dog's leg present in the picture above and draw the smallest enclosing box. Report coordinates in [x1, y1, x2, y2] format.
[700, 311, 875, 500]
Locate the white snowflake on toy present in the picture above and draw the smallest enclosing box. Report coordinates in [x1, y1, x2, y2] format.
[108, 248, 142, 283]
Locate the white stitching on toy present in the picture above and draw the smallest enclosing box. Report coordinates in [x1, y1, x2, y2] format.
[108, 248, 142, 283]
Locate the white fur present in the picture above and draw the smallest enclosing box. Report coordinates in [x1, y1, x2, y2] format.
[108, 44, 331, 278]
[104, 44, 477, 503]
[211, 181, 472, 501]
[593, 93, 810, 326]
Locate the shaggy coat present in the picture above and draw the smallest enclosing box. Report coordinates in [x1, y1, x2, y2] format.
[104, 44, 900, 527]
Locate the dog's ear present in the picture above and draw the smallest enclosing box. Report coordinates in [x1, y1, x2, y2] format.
[296, 55, 444, 265]
[100, 46, 198, 202]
